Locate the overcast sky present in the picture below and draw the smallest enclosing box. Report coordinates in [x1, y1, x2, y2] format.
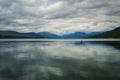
[0, 0, 120, 34]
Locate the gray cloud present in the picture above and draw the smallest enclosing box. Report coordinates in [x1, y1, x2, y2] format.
[0, 0, 120, 34]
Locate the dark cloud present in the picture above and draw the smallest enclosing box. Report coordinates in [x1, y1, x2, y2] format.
[0, 0, 120, 34]
[0, 18, 18, 26]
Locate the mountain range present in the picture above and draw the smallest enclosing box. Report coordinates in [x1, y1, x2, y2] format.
[38, 32, 101, 38]
[0, 31, 101, 38]
[91, 27, 120, 38]
[0, 27, 120, 38]
[0, 31, 45, 38]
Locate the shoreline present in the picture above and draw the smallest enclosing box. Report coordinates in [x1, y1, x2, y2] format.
[0, 38, 120, 42]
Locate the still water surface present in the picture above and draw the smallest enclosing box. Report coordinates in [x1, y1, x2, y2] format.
[0, 39, 120, 80]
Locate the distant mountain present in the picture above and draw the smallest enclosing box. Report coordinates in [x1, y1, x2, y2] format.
[37, 32, 87, 38]
[59, 32, 101, 38]
[37, 32, 58, 38]
[37, 32, 101, 38]
[92, 27, 120, 38]
[2, 29, 115, 39]
[59, 32, 86, 38]
[0, 30, 104, 39]
[0, 31, 45, 38]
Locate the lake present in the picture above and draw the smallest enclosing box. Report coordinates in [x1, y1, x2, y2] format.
[0, 39, 120, 80]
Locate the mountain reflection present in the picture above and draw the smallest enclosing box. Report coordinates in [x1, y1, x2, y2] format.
[0, 41, 120, 80]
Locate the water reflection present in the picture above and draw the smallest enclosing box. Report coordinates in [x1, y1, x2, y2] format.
[0, 41, 120, 80]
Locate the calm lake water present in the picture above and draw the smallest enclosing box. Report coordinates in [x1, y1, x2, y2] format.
[0, 39, 120, 80]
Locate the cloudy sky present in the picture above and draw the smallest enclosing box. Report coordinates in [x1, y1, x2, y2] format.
[0, 0, 120, 35]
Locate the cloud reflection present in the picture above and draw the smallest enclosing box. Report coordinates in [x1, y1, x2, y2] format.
[0, 42, 120, 80]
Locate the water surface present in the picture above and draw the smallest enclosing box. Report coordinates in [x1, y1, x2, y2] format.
[0, 39, 120, 80]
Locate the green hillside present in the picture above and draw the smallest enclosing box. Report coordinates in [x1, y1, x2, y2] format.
[93, 27, 120, 38]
